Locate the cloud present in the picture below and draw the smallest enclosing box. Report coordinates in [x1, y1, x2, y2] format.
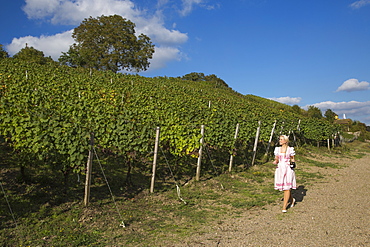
[179, 0, 218, 16]
[350, 0, 370, 9]
[8, 0, 196, 69]
[6, 31, 74, 59]
[23, 0, 140, 25]
[307, 100, 370, 125]
[336, 78, 370, 92]
[268, 96, 302, 105]
[146, 46, 184, 71]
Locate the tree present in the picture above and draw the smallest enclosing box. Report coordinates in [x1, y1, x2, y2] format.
[181, 72, 229, 88]
[60, 15, 155, 73]
[292, 105, 303, 115]
[204, 74, 229, 88]
[181, 72, 206, 81]
[324, 109, 337, 123]
[0, 44, 9, 59]
[13, 44, 54, 64]
[307, 105, 323, 119]
[58, 44, 87, 68]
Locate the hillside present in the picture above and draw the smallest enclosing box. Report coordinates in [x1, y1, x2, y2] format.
[0, 58, 349, 246]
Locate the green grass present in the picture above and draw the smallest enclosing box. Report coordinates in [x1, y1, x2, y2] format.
[1, 142, 369, 246]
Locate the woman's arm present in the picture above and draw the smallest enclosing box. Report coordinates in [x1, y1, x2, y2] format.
[290, 155, 295, 162]
[273, 156, 279, 165]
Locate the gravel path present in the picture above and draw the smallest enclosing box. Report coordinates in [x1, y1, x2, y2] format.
[177, 152, 370, 247]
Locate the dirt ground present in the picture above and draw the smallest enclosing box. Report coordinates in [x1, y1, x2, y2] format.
[170, 148, 370, 246]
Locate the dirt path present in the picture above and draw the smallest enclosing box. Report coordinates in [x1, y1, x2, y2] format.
[176, 152, 370, 246]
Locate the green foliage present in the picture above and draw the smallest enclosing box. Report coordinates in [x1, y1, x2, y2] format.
[324, 109, 337, 123]
[307, 105, 323, 119]
[180, 72, 229, 88]
[60, 15, 155, 73]
[292, 104, 303, 115]
[0, 44, 9, 59]
[0, 59, 339, 183]
[12, 44, 54, 64]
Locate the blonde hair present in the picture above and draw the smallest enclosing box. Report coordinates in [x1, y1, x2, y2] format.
[280, 135, 289, 143]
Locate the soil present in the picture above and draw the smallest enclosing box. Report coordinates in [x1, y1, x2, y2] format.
[169, 148, 370, 246]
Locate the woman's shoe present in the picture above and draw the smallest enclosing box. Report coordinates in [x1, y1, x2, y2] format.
[282, 210, 287, 213]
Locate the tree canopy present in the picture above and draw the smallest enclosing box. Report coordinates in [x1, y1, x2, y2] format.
[324, 109, 337, 122]
[307, 105, 323, 119]
[0, 44, 9, 60]
[180, 72, 229, 88]
[59, 15, 155, 73]
[13, 44, 54, 64]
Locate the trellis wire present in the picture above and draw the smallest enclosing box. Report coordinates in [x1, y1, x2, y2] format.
[0, 180, 18, 228]
[159, 146, 187, 204]
[92, 147, 126, 227]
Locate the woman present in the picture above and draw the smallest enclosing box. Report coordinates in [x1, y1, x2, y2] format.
[273, 135, 296, 212]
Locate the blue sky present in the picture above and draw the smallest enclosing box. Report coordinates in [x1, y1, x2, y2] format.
[1, 0, 370, 125]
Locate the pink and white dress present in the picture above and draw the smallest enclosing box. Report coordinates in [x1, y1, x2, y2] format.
[274, 146, 296, 191]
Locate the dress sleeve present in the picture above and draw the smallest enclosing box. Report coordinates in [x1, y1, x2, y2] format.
[274, 147, 279, 156]
[289, 147, 296, 156]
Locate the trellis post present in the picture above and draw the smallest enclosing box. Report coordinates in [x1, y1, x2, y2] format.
[84, 132, 94, 207]
[251, 121, 261, 166]
[150, 127, 160, 193]
[196, 125, 205, 181]
[229, 123, 240, 172]
[265, 120, 276, 157]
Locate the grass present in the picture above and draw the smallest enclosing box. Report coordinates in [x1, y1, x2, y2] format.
[1, 141, 369, 246]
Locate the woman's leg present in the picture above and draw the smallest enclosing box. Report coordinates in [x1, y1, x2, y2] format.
[283, 190, 292, 210]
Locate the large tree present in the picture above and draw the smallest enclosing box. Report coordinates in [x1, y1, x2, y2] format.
[59, 15, 155, 73]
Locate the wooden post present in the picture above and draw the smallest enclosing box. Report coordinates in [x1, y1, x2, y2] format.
[265, 120, 276, 156]
[196, 125, 205, 181]
[327, 138, 331, 152]
[229, 123, 240, 172]
[150, 127, 160, 193]
[84, 133, 94, 207]
[251, 121, 261, 166]
[297, 119, 301, 132]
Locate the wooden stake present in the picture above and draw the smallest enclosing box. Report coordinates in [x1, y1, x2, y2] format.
[265, 120, 276, 156]
[229, 123, 240, 172]
[84, 133, 94, 207]
[196, 125, 205, 181]
[150, 127, 160, 193]
[251, 121, 261, 166]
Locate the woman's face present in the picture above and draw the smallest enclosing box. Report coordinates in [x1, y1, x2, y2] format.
[279, 136, 287, 145]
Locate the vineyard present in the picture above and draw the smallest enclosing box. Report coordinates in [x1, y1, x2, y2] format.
[0, 59, 339, 187]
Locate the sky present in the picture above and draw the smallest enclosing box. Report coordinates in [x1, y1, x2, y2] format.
[1, 0, 370, 125]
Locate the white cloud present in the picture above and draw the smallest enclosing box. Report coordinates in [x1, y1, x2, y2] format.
[146, 46, 184, 71]
[350, 0, 370, 9]
[6, 31, 74, 59]
[8, 0, 197, 69]
[308, 100, 370, 125]
[336, 78, 370, 92]
[269, 96, 302, 105]
[179, 0, 218, 16]
[23, 0, 140, 25]
[180, 0, 203, 16]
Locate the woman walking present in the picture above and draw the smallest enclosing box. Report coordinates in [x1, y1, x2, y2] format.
[273, 135, 296, 212]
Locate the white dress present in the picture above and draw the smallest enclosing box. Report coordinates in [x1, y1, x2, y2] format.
[274, 146, 296, 191]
